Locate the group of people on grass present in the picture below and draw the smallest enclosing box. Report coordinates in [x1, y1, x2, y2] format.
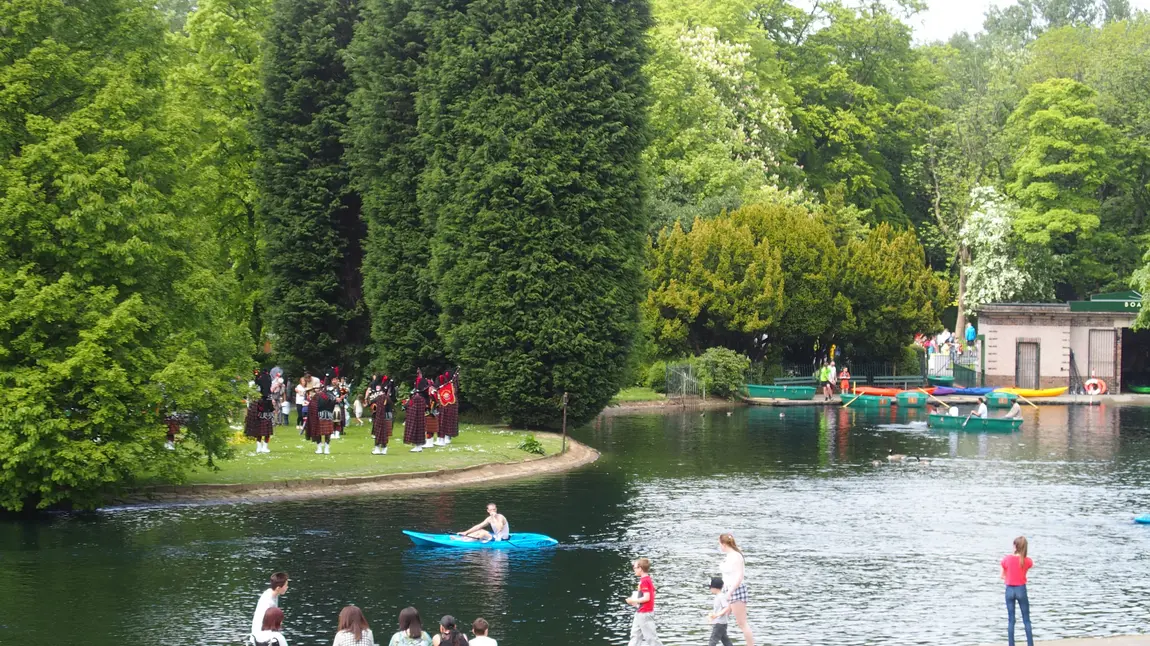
[249, 573, 497, 646]
[196, 367, 461, 456]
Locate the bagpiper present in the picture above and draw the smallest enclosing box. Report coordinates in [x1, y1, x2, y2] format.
[369, 375, 395, 455]
[423, 377, 439, 449]
[403, 372, 429, 452]
[437, 370, 459, 445]
[245, 368, 276, 453]
[312, 373, 338, 454]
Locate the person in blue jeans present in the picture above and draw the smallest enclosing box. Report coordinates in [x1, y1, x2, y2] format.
[1000, 536, 1034, 646]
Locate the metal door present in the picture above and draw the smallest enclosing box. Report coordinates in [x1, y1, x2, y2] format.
[1015, 341, 1040, 389]
[1088, 329, 1117, 384]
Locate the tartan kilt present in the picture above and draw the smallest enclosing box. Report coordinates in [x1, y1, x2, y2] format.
[304, 399, 318, 440]
[441, 404, 459, 437]
[243, 402, 262, 438]
[372, 412, 392, 444]
[315, 417, 334, 438]
[403, 398, 426, 445]
[426, 414, 439, 438]
[258, 413, 274, 437]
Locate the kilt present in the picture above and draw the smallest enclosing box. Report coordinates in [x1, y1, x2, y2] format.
[243, 401, 262, 438]
[257, 410, 275, 437]
[441, 404, 459, 438]
[403, 396, 426, 445]
[426, 414, 439, 438]
[304, 397, 318, 440]
[165, 416, 181, 441]
[315, 414, 334, 438]
[372, 411, 392, 444]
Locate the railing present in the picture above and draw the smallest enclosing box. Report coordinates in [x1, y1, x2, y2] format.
[746, 360, 919, 386]
[665, 362, 704, 400]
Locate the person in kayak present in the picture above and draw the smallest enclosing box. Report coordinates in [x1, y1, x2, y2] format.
[462, 503, 510, 542]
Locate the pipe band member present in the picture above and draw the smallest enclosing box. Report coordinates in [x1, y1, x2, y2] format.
[245, 369, 276, 453]
[313, 374, 337, 454]
[404, 375, 428, 452]
[371, 375, 394, 455]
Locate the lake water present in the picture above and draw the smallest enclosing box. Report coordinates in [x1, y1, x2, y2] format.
[2, 404, 1150, 645]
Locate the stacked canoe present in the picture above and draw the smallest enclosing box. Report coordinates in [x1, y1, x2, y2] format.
[745, 384, 817, 400]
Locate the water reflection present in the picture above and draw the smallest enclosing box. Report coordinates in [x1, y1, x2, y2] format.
[2, 405, 1150, 646]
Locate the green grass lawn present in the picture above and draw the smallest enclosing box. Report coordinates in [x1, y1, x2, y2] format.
[613, 386, 666, 403]
[176, 423, 562, 486]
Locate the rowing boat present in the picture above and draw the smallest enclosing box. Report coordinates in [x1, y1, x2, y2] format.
[927, 414, 1022, 431]
[994, 387, 1068, 398]
[986, 392, 1018, 408]
[1128, 385, 1150, 394]
[403, 530, 559, 549]
[895, 391, 927, 408]
[745, 384, 816, 400]
[843, 394, 893, 406]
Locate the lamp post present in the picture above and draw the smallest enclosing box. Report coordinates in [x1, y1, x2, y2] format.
[561, 391, 568, 454]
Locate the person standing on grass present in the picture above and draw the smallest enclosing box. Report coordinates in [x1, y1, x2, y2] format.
[251, 572, 289, 637]
[332, 605, 374, 646]
[719, 534, 754, 646]
[295, 377, 308, 431]
[624, 557, 664, 646]
[1002, 536, 1034, 646]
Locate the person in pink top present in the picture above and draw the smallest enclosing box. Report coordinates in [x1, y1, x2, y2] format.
[1001, 536, 1034, 646]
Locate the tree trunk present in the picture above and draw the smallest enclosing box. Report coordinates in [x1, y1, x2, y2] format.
[955, 244, 970, 337]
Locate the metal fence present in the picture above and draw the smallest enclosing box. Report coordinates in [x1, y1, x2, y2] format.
[665, 362, 704, 400]
[746, 360, 923, 385]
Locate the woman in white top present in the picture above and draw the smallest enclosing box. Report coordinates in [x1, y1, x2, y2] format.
[252, 607, 288, 646]
[294, 378, 307, 429]
[332, 605, 374, 646]
[719, 533, 755, 646]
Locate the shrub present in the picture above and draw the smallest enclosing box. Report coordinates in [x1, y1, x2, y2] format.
[518, 434, 546, 456]
[645, 361, 669, 393]
[695, 347, 751, 399]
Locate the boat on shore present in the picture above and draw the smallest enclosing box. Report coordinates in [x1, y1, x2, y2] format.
[927, 414, 1022, 431]
[745, 384, 817, 400]
[994, 387, 1068, 398]
[843, 394, 893, 407]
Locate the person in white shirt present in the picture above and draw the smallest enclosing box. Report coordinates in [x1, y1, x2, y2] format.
[251, 606, 289, 646]
[251, 572, 290, 637]
[948, 405, 960, 417]
[976, 397, 988, 419]
[469, 618, 496, 646]
[1003, 400, 1023, 419]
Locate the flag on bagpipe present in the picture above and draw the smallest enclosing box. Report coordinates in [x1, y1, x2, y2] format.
[437, 381, 456, 407]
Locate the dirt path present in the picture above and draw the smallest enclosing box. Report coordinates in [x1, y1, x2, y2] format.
[113, 434, 598, 507]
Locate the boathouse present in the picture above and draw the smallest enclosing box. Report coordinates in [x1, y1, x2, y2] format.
[976, 291, 1147, 392]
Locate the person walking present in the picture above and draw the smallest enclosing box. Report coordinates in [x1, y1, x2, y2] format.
[624, 557, 663, 646]
[389, 607, 432, 646]
[718, 534, 754, 646]
[706, 577, 733, 646]
[332, 605, 373, 646]
[1001, 536, 1034, 646]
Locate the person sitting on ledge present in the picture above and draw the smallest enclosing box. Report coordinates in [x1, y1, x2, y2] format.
[462, 503, 509, 542]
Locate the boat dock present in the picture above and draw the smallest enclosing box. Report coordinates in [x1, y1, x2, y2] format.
[740, 393, 1150, 407]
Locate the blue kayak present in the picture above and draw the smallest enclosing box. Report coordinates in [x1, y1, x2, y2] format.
[1135, 515, 1150, 524]
[403, 530, 559, 549]
[951, 387, 996, 396]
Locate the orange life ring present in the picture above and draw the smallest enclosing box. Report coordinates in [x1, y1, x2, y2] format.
[1084, 378, 1107, 395]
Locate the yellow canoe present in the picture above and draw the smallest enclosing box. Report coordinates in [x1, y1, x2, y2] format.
[994, 387, 1068, 398]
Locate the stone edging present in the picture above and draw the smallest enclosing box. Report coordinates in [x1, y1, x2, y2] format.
[112, 434, 598, 507]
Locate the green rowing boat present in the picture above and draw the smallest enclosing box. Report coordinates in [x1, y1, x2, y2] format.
[928, 414, 1022, 431]
[1128, 384, 1150, 394]
[896, 391, 927, 408]
[927, 375, 955, 387]
[843, 394, 893, 406]
[745, 384, 816, 400]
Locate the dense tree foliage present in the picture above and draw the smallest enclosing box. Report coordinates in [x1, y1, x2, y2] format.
[346, 0, 444, 377]
[0, 0, 250, 510]
[256, 0, 368, 375]
[418, 0, 651, 427]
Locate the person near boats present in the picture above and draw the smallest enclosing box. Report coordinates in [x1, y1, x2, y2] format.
[718, 533, 754, 646]
[838, 365, 851, 394]
[390, 607, 433, 646]
[818, 363, 833, 400]
[332, 605, 374, 646]
[1001, 536, 1034, 646]
[463, 503, 509, 542]
[1003, 401, 1023, 419]
[976, 397, 988, 419]
[251, 607, 288, 646]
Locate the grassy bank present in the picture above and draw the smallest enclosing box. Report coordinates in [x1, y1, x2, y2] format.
[613, 387, 666, 403]
[176, 424, 562, 485]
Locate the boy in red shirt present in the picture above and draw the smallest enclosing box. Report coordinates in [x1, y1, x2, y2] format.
[624, 558, 664, 646]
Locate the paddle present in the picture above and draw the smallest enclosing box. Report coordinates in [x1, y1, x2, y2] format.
[1013, 393, 1039, 409]
[961, 411, 975, 428]
[918, 388, 950, 407]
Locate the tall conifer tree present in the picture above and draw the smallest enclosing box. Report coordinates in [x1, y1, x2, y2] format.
[256, 0, 368, 374]
[419, 0, 651, 427]
[346, 0, 444, 376]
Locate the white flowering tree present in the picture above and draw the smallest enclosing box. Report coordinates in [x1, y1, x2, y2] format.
[960, 186, 1054, 314]
[644, 22, 796, 230]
